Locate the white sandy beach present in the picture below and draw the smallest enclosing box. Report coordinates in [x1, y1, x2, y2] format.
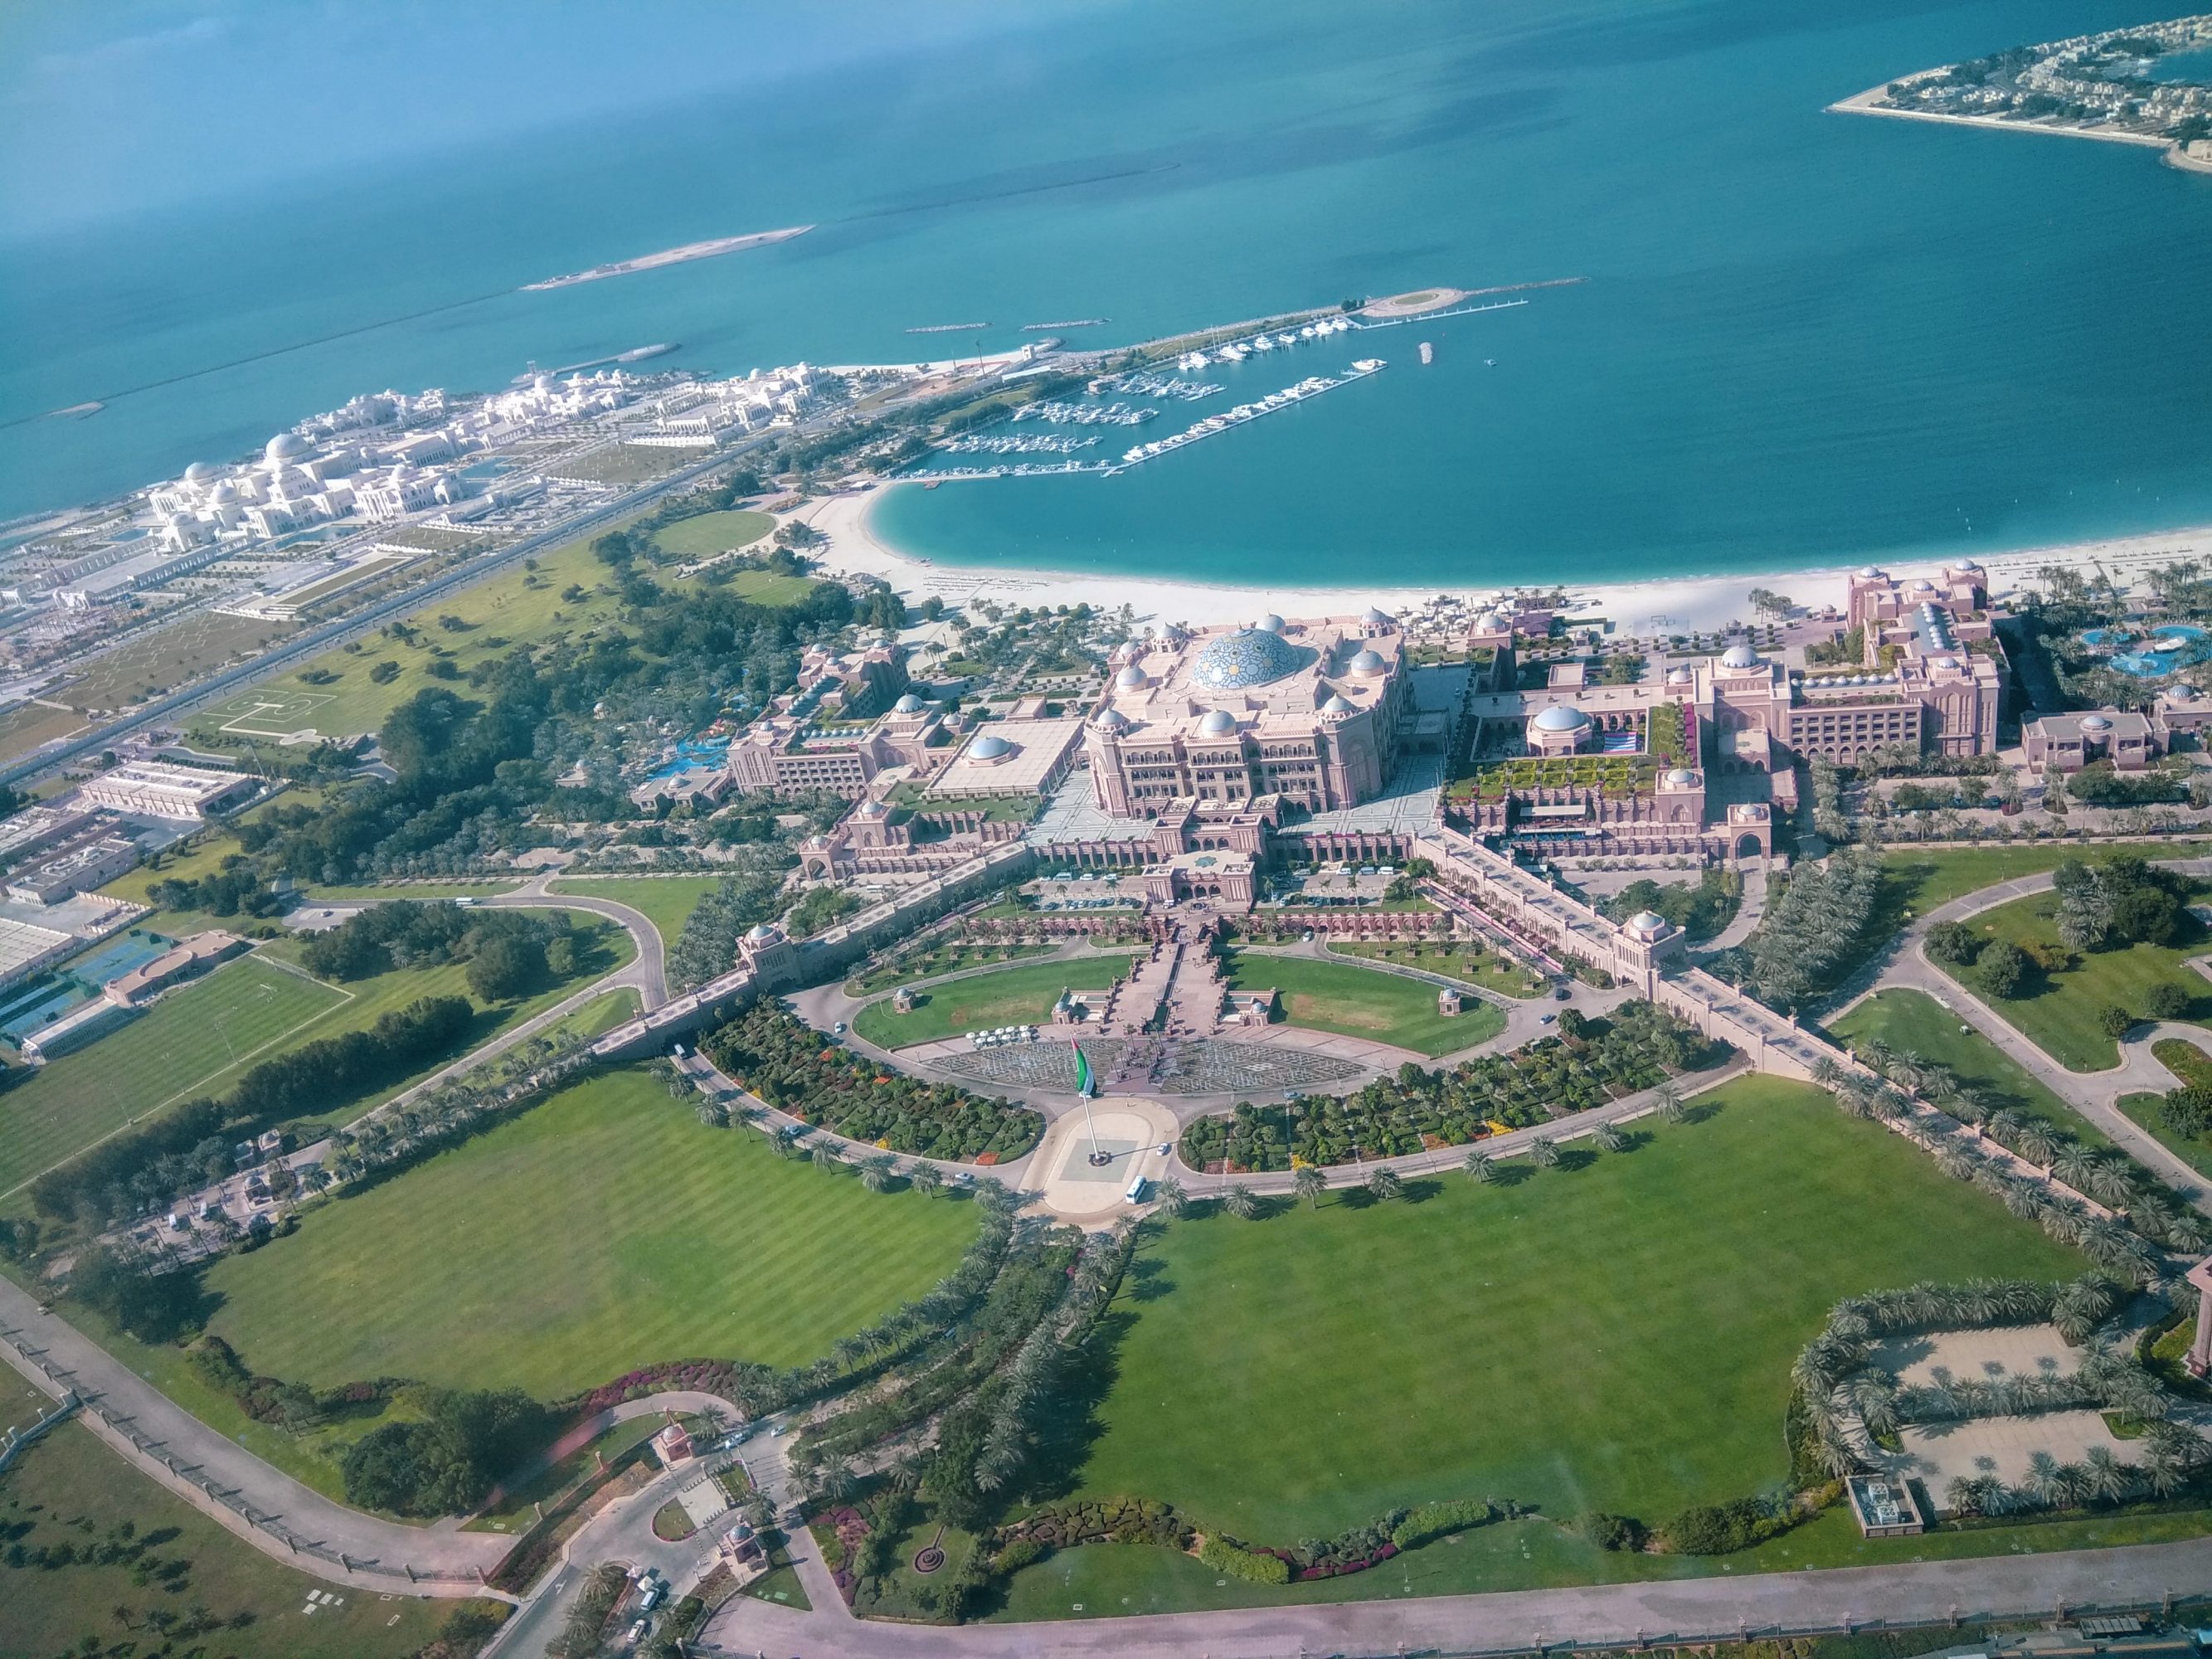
[797, 482, 2211, 635]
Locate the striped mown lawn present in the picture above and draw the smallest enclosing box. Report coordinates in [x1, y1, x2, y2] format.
[0, 956, 345, 1198]
[203, 1067, 980, 1396]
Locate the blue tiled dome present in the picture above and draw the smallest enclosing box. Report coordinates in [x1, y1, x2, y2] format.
[1191, 627, 1302, 691]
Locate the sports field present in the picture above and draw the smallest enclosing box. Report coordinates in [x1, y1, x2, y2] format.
[0, 956, 345, 1198]
[1934, 889, 2212, 1070]
[202, 1068, 981, 1396]
[1053, 1078, 2079, 1548]
[0, 1367, 452, 1659]
[0, 917, 634, 1200]
[1223, 951, 1505, 1056]
[1828, 986, 2114, 1151]
[650, 508, 775, 560]
[852, 955, 1135, 1047]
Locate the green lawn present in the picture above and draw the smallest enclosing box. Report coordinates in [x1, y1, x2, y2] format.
[0, 917, 635, 1205]
[1933, 891, 2212, 1071]
[0, 956, 346, 1199]
[1327, 941, 1548, 998]
[650, 508, 775, 559]
[1828, 987, 2113, 1151]
[550, 873, 727, 946]
[0, 1366, 459, 1658]
[1223, 952, 1505, 1057]
[852, 956, 1134, 1048]
[2117, 1088, 2212, 1184]
[1041, 1077, 2080, 1552]
[844, 943, 1054, 996]
[202, 1067, 981, 1397]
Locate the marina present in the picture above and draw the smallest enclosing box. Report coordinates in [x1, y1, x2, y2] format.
[1093, 371, 1223, 401]
[1105, 359, 1386, 474]
[1010, 399, 1156, 426]
[941, 431, 1101, 455]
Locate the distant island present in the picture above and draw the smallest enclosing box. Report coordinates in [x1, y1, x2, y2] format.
[521, 224, 812, 291]
[1834, 13, 2212, 173]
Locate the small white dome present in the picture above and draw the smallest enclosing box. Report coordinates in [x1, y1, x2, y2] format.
[1348, 649, 1388, 676]
[1474, 609, 1510, 632]
[1859, 565, 1886, 579]
[1665, 664, 1694, 684]
[1090, 707, 1129, 732]
[1531, 704, 1589, 732]
[1254, 613, 1286, 635]
[1665, 767, 1699, 786]
[1908, 578, 1935, 591]
[1720, 644, 1760, 669]
[1955, 559, 1982, 572]
[967, 732, 1014, 761]
[182, 461, 216, 484]
[1626, 909, 1671, 939]
[745, 922, 780, 943]
[1198, 708, 1238, 737]
[1116, 662, 1148, 689]
[2080, 713, 2113, 733]
[265, 432, 310, 464]
[1363, 606, 1393, 627]
[858, 800, 887, 817]
[1320, 693, 1353, 715]
[892, 692, 925, 713]
[1933, 655, 1958, 670]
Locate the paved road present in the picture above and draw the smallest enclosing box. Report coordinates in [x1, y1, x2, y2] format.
[1826, 861, 2212, 1208]
[701, 1530, 2212, 1657]
[489, 873, 669, 1010]
[0, 1272, 506, 1593]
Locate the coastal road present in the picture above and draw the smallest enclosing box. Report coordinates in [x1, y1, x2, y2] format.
[0, 440, 754, 790]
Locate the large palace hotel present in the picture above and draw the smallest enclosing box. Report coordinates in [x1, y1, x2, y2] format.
[1082, 612, 1410, 815]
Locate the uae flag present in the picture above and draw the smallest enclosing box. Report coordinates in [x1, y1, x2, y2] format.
[1072, 1043, 1093, 1097]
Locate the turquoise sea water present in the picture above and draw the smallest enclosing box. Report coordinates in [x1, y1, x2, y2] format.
[2, 0, 2209, 590]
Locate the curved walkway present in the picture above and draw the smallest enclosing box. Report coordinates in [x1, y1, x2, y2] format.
[1829, 860, 2212, 1208]
[483, 872, 668, 1010]
[0, 1272, 508, 1594]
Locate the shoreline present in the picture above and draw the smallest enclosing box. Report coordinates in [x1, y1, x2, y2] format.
[799, 482, 2211, 634]
[1828, 82, 2175, 152]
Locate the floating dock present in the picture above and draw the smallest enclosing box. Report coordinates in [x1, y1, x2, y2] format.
[1104, 360, 1385, 474]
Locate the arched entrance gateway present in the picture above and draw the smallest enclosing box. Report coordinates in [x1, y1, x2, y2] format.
[1736, 832, 1763, 861]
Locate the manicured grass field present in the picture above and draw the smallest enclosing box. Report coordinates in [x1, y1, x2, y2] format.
[852, 956, 1135, 1048]
[844, 942, 1053, 996]
[2117, 1090, 2212, 1183]
[551, 873, 727, 946]
[1328, 941, 1548, 998]
[650, 508, 775, 559]
[1050, 1077, 2080, 1549]
[0, 918, 634, 1203]
[1223, 951, 1505, 1057]
[0, 956, 345, 1199]
[0, 1366, 455, 1658]
[1933, 890, 2212, 1070]
[1828, 987, 2113, 1151]
[202, 1068, 981, 1396]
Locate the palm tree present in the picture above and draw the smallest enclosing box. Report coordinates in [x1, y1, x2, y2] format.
[1463, 1150, 1498, 1184]
[1367, 1166, 1404, 1202]
[1983, 1108, 2025, 1148]
[811, 1457, 858, 1506]
[2052, 1141, 2100, 1191]
[1294, 1165, 1328, 1209]
[910, 1160, 945, 1199]
[773, 1124, 808, 1160]
[696, 1099, 728, 1129]
[1944, 1476, 1984, 1516]
[1655, 1083, 1687, 1125]
[2015, 1121, 2061, 1169]
[810, 1141, 845, 1175]
[2021, 1451, 2063, 1509]
[1593, 1122, 1628, 1153]
[1528, 1136, 1561, 1168]
[2083, 1153, 2138, 1210]
[1222, 1183, 1261, 1219]
[2083, 1445, 2132, 1505]
[858, 1153, 898, 1192]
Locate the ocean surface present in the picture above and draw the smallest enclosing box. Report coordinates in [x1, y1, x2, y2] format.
[3, 0, 2210, 590]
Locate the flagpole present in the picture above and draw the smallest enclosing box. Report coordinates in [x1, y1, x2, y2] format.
[1074, 1039, 1110, 1166]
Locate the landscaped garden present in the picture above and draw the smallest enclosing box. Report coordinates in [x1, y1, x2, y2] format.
[1327, 940, 1549, 997]
[1445, 752, 1660, 806]
[1220, 951, 1505, 1058]
[851, 955, 1135, 1048]
[707, 1005, 1044, 1162]
[649, 507, 775, 560]
[1180, 1000, 1716, 1170]
[1924, 859, 2211, 1069]
[844, 941, 1054, 997]
[1004, 1077, 2090, 1611]
[198, 1067, 981, 1398]
[1828, 987, 2115, 1151]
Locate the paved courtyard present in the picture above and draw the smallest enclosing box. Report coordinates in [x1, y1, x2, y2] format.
[1884, 1409, 2133, 1507]
[1868, 1323, 2074, 1389]
[925, 1034, 1368, 1096]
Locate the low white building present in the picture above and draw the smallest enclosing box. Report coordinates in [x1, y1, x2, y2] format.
[78, 761, 256, 822]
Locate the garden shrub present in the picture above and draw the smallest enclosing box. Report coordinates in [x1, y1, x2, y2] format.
[1198, 1535, 1291, 1584]
[1924, 921, 1983, 968]
[993, 1537, 1047, 1574]
[1662, 1496, 1785, 1555]
[1576, 1511, 1648, 1552]
[1390, 1498, 1498, 1550]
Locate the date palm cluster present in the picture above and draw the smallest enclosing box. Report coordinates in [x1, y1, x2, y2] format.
[1811, 1047, 2204, 1284]
[327, 1030, 595, 1185]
